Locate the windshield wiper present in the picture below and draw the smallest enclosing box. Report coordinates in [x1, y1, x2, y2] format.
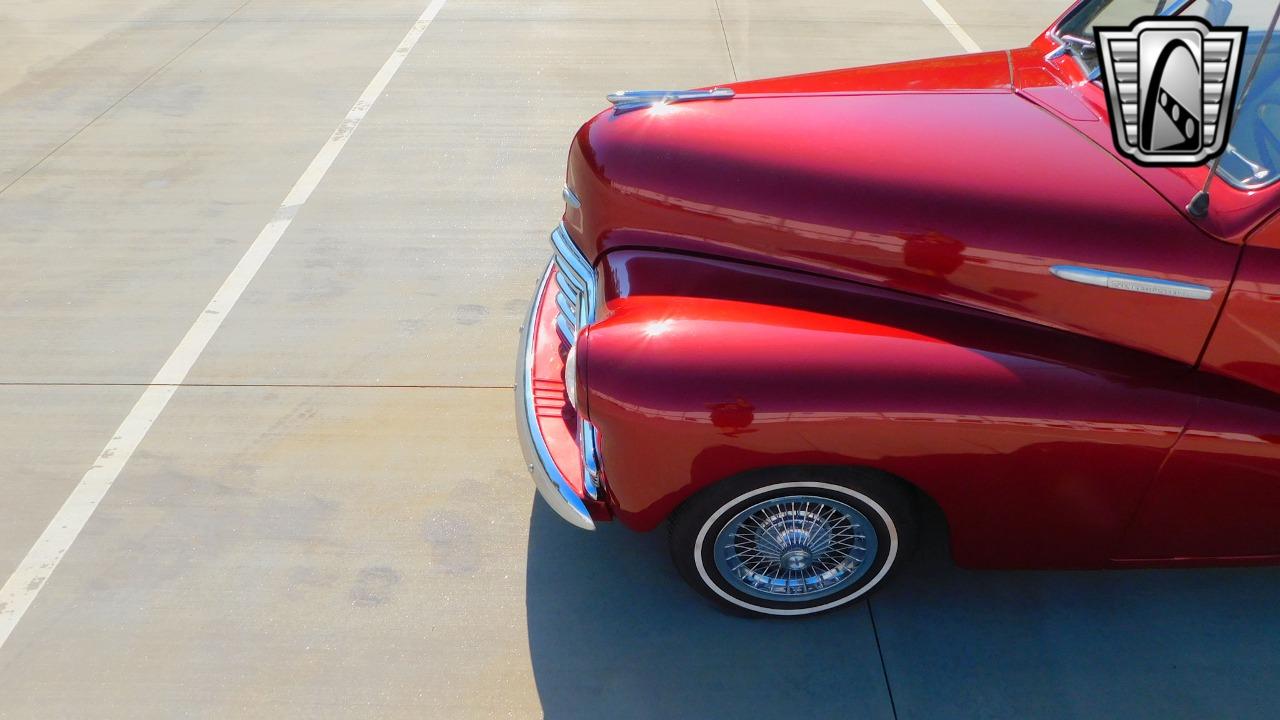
[1047, 34, 1100, 79]
[1050, 0, 1195, 79]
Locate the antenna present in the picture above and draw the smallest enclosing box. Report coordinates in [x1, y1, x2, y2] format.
[1187, 1, 1280, 218]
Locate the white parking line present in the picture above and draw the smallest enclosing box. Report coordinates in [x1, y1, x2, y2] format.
[920, 0, 983, 53]
[0, 0, 450, 651]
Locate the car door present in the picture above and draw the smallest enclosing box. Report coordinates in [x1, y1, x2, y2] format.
[1117, 208, 1280, 560]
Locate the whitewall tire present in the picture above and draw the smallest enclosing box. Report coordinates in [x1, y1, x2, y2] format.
[669, 467, 916, 618]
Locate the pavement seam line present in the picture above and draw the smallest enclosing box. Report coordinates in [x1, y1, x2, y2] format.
[712, 0, 739, 81]
[867, 600, 900, 720]
[0, 0, 451, 651]
[919, 0, 983, 53]
[0, 0, 255, 198]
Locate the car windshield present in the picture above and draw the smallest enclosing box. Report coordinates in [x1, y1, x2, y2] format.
[1057, 1, 1193, 76]
[1057, 0, 1280, 188]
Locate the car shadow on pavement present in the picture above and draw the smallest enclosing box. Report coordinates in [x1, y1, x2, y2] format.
[872, 503, 1280, 719]
[524, 500, 897, 720]
[527, 499, 1280, 720]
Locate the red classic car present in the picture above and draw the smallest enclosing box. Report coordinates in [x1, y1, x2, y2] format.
[517, 0, 1280, 617]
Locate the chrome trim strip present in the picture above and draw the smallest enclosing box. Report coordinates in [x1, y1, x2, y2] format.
[1050, 265, 1213, 301]
[554, 290, 578, 320]
[562, 185, 581, 209]
[551, 225, 592, 287]
[581, 419, 602, 500]
[553, 255, 587, 293]
[515, 263, 595, 530]
[607, 87, 734, 114]
[555, 313, 576, 343]
[549, 224, 602, 500]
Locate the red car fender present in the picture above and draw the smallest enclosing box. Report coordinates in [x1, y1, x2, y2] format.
[581, 287, 1200, 569]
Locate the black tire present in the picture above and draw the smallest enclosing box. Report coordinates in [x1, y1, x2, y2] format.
[669, 466, 916, 618]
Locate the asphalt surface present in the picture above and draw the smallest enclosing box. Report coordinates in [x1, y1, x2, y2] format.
[2, 1, 1278, 718]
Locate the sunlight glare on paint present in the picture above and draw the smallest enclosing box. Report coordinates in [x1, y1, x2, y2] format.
[647, 100, 679, 116]
[643, 318, 675, 337]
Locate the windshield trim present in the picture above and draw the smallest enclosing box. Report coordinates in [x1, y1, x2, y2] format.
[1047, 0, 1196, 80]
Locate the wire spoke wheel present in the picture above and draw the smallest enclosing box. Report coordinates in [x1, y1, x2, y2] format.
[675, 473, 913, 617]
[712, 494, 879, 602]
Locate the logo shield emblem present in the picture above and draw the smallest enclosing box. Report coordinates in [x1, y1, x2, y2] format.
[1095, 17, 1246, 166]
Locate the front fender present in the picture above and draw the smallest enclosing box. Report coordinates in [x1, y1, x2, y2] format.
[582, 252, 1198, 568]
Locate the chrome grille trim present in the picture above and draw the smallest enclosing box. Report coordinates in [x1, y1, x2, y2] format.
[555, 314, 576, 344]
[515, 264, 595, 530]
[553, 251, 589, 294]
[553, 255, 584, 291]
[550, 224, 595, 345]
[554, 291, 578, 326]
[550, 223, 603, 500]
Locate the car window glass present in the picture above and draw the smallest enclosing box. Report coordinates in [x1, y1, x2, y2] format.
[1059, 1, 1188, 76]
[1184, 0, 1280, 187]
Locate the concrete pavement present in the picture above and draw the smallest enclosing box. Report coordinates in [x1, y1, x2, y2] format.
[4, 1, 1277, 718]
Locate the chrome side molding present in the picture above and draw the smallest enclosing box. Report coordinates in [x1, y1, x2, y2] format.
[607, 87, 734, 114]
[1050, 265, 1213, 300]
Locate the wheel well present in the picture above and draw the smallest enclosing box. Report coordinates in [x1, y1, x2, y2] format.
[674, 463, 949, 536]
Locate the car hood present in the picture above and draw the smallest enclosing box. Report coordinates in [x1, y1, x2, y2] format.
[722, 50, 1012, 95]
[562, 54, 1219, 359]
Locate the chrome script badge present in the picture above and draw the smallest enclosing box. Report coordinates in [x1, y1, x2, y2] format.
[1095, 17, 1246, 166]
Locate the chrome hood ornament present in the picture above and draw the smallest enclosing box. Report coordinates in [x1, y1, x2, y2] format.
[607, 87, 734, 114]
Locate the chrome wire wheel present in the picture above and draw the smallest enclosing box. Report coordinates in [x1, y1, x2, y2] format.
[712, 494, 879, 602]
[674, 473, 912, 618]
